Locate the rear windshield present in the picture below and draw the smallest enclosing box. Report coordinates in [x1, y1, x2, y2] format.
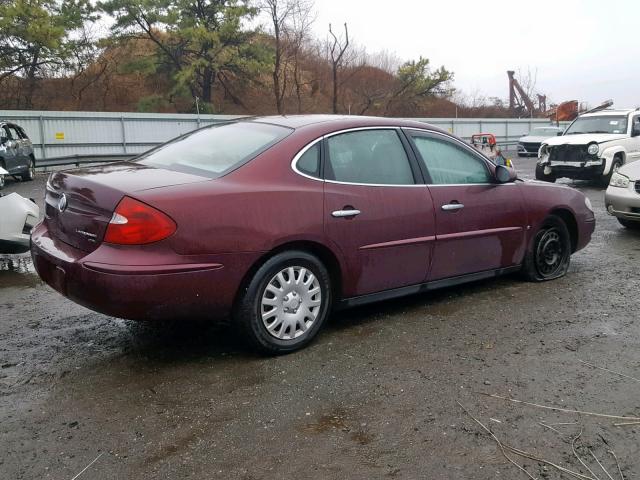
[136, 122, 292, 178]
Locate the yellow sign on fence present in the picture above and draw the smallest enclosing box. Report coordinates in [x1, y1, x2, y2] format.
[55, 132, 65, 140]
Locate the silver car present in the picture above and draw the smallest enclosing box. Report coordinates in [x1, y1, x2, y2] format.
[0, 121, 36, 189]
[605, 160, 640, 229]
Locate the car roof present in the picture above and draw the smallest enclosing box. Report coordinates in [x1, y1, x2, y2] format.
[243, 114, 446, 135]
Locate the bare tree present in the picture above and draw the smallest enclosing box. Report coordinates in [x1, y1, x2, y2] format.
[328, 22, 349, 114]
[261, 0, 315, 114]
[289, 1, 315, 113]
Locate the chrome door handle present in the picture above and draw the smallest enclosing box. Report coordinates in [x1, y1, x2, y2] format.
[441, 203, 464, 211]
[332, 209, 361, 218]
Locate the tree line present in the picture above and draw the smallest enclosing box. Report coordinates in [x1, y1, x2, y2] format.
[0, 0, 514, 117]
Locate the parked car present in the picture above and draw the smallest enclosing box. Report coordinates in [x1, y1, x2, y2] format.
[605, 160, 640, 229]
[0, 121, 36, 189]
[517, 126, 563, 157]
[31, 116, 595, 353]
[0, 191, 39, 254]
[536, 109, 640, 184]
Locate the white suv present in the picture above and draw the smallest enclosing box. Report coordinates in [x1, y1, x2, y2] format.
[536, 109, 640, 184]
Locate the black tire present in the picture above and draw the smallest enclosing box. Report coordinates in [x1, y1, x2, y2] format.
[0, 173, 4, 190]
[234, 250, 332, 354]
[535, 163, 556, 183]
[618, 218, 640, 230]
[521, 215, 572, 282]
[21, 156, 35, 181]
[602, 157, 622, 186]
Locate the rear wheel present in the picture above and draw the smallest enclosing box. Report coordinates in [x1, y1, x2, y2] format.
[535, 163, 556, 183]
[522, 215, 571, 281]
[235, 250, 332, 354]
[0, 173, 4, 190]
[21, 156, 35, 181]
[618, 218, 640, 230]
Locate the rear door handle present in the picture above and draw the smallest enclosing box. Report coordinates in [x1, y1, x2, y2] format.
[441, 203, 464, 211]
[332, 209, 361, 218]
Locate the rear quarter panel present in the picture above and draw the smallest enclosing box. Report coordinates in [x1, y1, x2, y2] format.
[135, 128, 330, 257]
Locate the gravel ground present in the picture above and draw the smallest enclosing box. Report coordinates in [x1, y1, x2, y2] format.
[1, 156, 640, 480]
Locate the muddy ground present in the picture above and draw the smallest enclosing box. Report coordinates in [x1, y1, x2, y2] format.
[1, 157, 640, 479]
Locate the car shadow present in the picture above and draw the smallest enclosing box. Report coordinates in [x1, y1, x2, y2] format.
[114, 273, 519, 363]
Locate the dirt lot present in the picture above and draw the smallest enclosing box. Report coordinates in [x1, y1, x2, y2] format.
[1, 157, 640, 480]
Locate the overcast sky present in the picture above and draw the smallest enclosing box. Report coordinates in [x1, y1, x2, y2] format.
[310, 0, 638, 108]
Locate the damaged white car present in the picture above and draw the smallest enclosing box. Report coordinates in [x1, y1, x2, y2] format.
[536, 108, 640, 184]
[0, 178, 40, 254]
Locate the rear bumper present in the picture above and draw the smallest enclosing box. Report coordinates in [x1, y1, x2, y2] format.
[30, 223, 259, 321]
[605, 184, 640, 221]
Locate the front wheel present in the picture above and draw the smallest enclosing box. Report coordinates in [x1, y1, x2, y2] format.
[21, 157, 35, 181]
[535, 163, 556, 183]
[522, 215, 572, 281]
[602, 158, 622, 186]
[235, 250, 332, 354]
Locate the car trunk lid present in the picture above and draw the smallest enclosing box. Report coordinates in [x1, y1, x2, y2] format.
[44, 162, 207, 253]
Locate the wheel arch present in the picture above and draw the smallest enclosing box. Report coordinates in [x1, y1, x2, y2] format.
[549, 208, 578, 253]
[233, 240, 344, 311]
[601, 147, 626, 175]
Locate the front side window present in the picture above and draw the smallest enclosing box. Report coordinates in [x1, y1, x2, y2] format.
[410, 134, 491, 185]
[1, 126, 13, 141]
[137, 122, 292, 178]
[9, 126, 22, 139]
[326, 129, 415, 185]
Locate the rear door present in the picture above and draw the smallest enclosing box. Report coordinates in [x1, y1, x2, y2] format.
[322, 128, 436, 297]
[404, 129, 527, 281]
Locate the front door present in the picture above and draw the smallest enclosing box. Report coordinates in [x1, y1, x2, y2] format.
[628, 115, 640, 163]
[0, 125, 18, 172]
[7, 125, 28, 172]
[404, 129, 527, 281]
[323, 128, 436, 297]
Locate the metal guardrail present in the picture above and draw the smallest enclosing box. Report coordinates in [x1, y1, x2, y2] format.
[34, 139, 523, 170]
[36, 154, 135, 169]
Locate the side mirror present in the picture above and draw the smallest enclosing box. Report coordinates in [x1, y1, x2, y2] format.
[633, 125, 640, 137]
[495, 164, 517, 183]
[557, 131, 563, 136]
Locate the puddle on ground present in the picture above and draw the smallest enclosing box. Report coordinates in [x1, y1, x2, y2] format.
[0, 255, 42, 289]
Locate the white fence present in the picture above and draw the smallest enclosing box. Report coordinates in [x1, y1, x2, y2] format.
[0, 110, 570, 159]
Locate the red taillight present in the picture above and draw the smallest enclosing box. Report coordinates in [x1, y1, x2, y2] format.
[104, 196, 176, 245]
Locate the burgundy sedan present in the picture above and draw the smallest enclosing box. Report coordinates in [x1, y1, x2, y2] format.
[31, 116, 595, 353]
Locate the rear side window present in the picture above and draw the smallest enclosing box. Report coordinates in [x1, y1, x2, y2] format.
[326, 129, 415, 185]
[137, 122, 292, 178]
[296, 143, 320, 177]
[410, 135, 491, 185]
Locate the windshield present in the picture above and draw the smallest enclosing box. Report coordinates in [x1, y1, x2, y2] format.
[136, 122, 292, 178]
[529, 128, 559, 136]
[564, 115, 628, 135]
